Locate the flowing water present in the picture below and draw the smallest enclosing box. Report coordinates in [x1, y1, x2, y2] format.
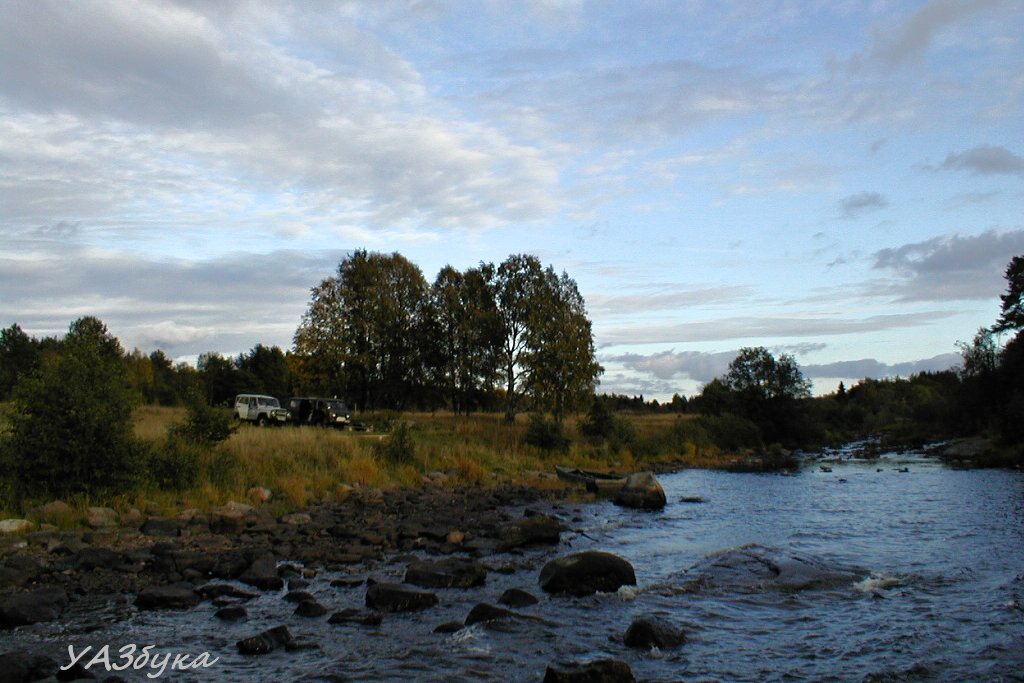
[6, 451, 1024, 681]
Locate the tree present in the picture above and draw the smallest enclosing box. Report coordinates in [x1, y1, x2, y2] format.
[957, 327, 998, 378]
[493, 254, 547, 422]
[237, 344, 291, 401]
[0, 323, 40, 400]
[527, 270, 602, 421]
[293, 250, 430, 409]
[992, 255, 1024, 333]
[725, 347, 812, 401]
[3, 317, 142, 499]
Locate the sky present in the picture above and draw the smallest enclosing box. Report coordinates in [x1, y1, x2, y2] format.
[1, 0, 1022, 399]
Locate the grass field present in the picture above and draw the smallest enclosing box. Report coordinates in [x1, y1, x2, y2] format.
[2, 406, 743, 521]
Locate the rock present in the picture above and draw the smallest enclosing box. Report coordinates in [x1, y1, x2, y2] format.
[248, 486, 273, 502]
[236, 625, 293, 655]
[498, 588, 539, 608]
[679, 496, 705, 504]
[36, 500, 73, 523]
[141, 517, 181, 537]
[0, 519, 35, 535]
[328, 608, 383, 626]
[682, 544, 866, 593]
[121, 507, 144, 528]
[623, 615, 686, 649]
[209, 507, 249, 534]
[613, 472, 666, 511]
[284, 590, 316, 603]
[197, 583, 259, 600]
[446, 530, 465, 545]
[288, 578, 310, 590]
[0, 588, 68, 628]
[175, 508, 201, 522]
[75, 546, 124, 570]
[365, 582, 439, 613]
[331, 576, 365, 588]
[464, 602, 517, 626]
[215, 606, 247, 621]
[539, 551, 636, 597]
[85, 506, 118, 529]
[239, 557, 284, 590]
[135, 584, 201, 610]
[295, 600, 328, 617]
[496, 513, 561, 551]
[404, 558, 487, 588]
[543, 659, 636, 682]
[280, 513, 312, 526]
[433, 620, 463, 633]
[0, 650, 61, 682]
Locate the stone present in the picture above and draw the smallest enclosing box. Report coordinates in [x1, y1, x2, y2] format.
[365, 582, 438, 613]
[682, 544, 866, 593]
[331, 576, 365, 588]
[197, 583, 259, 601]
[623, 615, 686, 649]
[294, 600, 328, 617]
[496, 513, 561, 551]
[209, 507, 249, 535]
[75, 546, 124, 570]
[284, 590, 316, 603]
[121, 508, 145, 528]
[85, 506, 118, 529]
[236, 625, 293, 655]
[446, 530, 465, 545]
[539, 551, 636, 597]
[0, 650, 61, 682]
[613, 472, 667, 511]
[135, 584, 201, 610]
[0, 588, 68, 628]
[498, 588, 539, 608]
[463, 602, 517, 626]
[248, 486, 273, 503]
[141, 517, 181, 537]
[280, 513, 312, 526]
[433, 620, 463, 633]
[36, 500, 73, 522]
[239, 557, 284, 590]
[404, 558, 487, 589]
[0, 519, 35, 535]
[215, 606, 247, 621]
[328, 608, 383, 626]
[543, 659, 636, 682]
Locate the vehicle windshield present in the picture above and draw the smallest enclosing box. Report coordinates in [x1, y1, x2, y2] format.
[257, 397, 280, 408]
[325, 400, 347, 412]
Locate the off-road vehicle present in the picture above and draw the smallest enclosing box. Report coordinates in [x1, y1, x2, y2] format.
[233, 394, 289, 426]
[287, 397, 351, 427]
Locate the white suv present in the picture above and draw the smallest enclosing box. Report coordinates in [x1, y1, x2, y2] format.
[233, 394, 289, 426]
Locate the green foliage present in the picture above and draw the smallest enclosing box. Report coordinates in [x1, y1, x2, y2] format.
[579, 399, 637, 451]
[148, 437, 201, 491]
[698, 413, 763, 451]
[993, 255, 1024, 333]
[171, 391, 237, 446]
[524, 414, 570, 451]
[375, 421, 417, 464]
[3, 317, 143, 499]
[726, 347, 811, 401]
[0, 323, 40, 400]
[668, 418, 712, 449]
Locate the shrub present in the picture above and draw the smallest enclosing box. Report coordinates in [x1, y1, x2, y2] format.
[698, 413, 763, 451]
[375, 421, 416, 464]
[668, 418, 711, 450]
[3, 318, 143, 500]
[579, 400, 636, 452]
[524, 415, 570, 452]
[148, 437, 201, 491]
[171, 391, 236, 446]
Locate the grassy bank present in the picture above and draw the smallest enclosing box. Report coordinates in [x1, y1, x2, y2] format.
[1, 407, 765, 521]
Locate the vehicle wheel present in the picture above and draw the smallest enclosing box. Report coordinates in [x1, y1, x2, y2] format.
[257, 415, 267, 427]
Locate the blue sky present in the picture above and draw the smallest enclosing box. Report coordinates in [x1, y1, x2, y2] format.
[1, 0, 1022, 398]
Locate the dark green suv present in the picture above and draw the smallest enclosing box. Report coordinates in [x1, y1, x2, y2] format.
[287, 397, 351, 427]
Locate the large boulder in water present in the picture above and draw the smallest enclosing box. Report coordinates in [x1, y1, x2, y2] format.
[613, 472, 666, 510]
[0, 588, 68, 628]
[496, 513, 561, 551]
[539, 550, 636, 597]
[623, 615, 686, 649]
[404, 557, 487, 588]
[682, 544, 865, 592]
[365, 582, 439, 612]
[543, 659, 636, 682]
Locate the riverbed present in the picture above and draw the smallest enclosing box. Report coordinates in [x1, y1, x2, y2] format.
[5, 452, 1024, 681]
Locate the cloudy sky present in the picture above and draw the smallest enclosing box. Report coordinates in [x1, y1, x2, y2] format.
[2, 0, 1022, 398]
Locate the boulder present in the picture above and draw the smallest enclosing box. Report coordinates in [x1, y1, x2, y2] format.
[294, 600, 328, 618]
[543, 659, 636, 682]
[85, 506, 118, 529]
[623, 615, 686, 649]
[0, 519, 35, 535]
[248, 486, 273, 503]
[539, 551, 636, 597]
[365, 582, 438, 613]
[463, 602, 517, 626]
[135, 584, 200, 610]
[197, 583, 259, 601]
[36, 500, 73, 523]
[404, 558, 487, 589]
[498, 588, 539, 608]
[328, 608, 383, 626]
[280, 513, 312, 526]
[215, 606, 247, 621]
[0, 588, 68, 628]
[236, 625, 293, 655]
[121, 508, 144, 528]
[682, 544, 866, 593]
[141, 517, 181, 537]
[613, 472, 666, 511]
[433, 620, 463, 633]
[209, 507, 248, 535]
[239, 557, 284, 590]
[496, 513, 561, 551]
[75, 546, 124, 570]
[0, 650, 61, 682]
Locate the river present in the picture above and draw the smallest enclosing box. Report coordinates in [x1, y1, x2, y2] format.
[5, 450, 1024, 681]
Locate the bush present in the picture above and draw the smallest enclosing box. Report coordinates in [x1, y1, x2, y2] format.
[171, 391, 236, 446]
[2, 318, 143, 500]
[579, 400, 636, 452]
[148, 437, 201, 491]
[525, 415, 570, 452]
[698, 413, 763, 451]
[375, 421, 416, 464]
[668, 418, 711, 450]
